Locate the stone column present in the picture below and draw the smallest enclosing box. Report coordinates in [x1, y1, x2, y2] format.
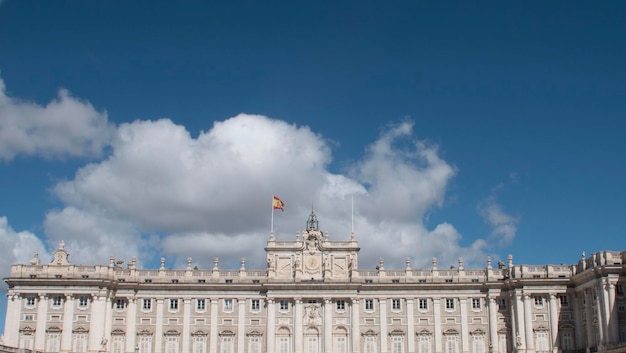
[433, 298, 442, 353]
[548, 294, 558, 353]
[324, 298, 333, 353]
[3, 293, 21, 347]
[62, 295, 75, 353]
[406, 299, 415, 353]
[351, 298, 360, 353]
[155, 299, 165, 353]
[522, 294, 534, 353]
[513, 293, 525, 352]
[237, 298, 246, 353]
[125, 297, 138, 353]
[460, 298, 469, 353]
[104, 294, 113, 351]
[595, 285, 606, 346]
[487, 296, 498, 353]
[267, 299, 276, 353]
[210, 299, 219, 353]
[606, 279, 619, 343]
[584, 290, 595, 353]
[380, 299, 388, 353]
[35, 294, 49, 351]
[295, 298, 303, 353]
[88, 294, 106, 353]
[572, 293, 584, 351]
[183, 298, 192, 353]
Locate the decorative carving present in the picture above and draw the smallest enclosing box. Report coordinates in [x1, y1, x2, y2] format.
[304, 303, 322, 326]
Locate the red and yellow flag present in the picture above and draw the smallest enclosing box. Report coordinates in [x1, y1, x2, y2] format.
[272, 196, 285, 211]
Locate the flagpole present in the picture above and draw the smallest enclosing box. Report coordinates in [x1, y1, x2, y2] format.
[271, 196, 275, 234]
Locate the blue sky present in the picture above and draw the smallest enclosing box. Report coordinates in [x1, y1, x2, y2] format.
[1, 0, 626, 334]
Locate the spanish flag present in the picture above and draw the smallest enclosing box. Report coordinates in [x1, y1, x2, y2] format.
[273, 196, 285, 211]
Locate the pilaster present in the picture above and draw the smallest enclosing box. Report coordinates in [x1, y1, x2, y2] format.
[61, 295, 75, 353]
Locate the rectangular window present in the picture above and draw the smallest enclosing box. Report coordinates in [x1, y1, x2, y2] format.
[419, 299, 428, 310]
[334, 336, 347, 353]
[220, 336, 234, 353]
[116, 299, 126, 309]
[365, 299, 374, 311]
[418, 335, 431, 353]
[73, 333, 88, 353]
[559, 295, 568, 307]
[223, 299, 233, 312]
[26, 296, 36, 306]
[166, 336, 179, 353]
[534, 296, 544, 306]
[364, 336, 377, 353]
[24, 314, 34, 321]
[193, 336, 207, 353]
[279, 337, 291, 353]
[472, 335, 485, 353]
[616, 284, 623, 296]
[336, 300, 345, 311]
[112, 335, 125, 353]
[472, 299, 481, 310]
[78, 296, 88, 307]
[392, 336, 404, 353]
[445, 299, 455, 310]
[170, 299, 179, 310]
[392, 299, 401, 310]
[138, 336, 153, 353]
[46, 333, 61, 353]
[52, 296, 62, 307]
[143, 298, 152, 310]
[497, 299, 506, 310]
[251, 299, 260, 311]
[445, 336, 458, 353]
[279, 300, 289, 312]
[248, 337, 260, 353]
[197, 299, 205, 311]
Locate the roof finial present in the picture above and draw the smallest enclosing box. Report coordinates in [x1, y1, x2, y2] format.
[306, 205, 319, 231]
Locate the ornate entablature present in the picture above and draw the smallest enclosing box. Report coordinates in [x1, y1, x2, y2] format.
[265, 209, 360, 282]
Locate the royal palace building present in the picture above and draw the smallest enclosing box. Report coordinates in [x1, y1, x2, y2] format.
[2, 211, 626, 353]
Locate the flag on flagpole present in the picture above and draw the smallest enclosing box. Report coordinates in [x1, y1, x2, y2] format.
[272, 196, 285, 211]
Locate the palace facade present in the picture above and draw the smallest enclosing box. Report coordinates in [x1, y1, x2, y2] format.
[2, 211, 625, 353]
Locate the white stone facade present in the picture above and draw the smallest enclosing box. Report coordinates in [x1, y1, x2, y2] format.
[3, 212, 626, 353]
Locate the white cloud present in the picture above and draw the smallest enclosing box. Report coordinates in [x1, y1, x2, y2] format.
[477, 195, 519, 247]
[46, 114, 492, 270]
[0, 217, 50, 290]
[0, 78, 114, 161]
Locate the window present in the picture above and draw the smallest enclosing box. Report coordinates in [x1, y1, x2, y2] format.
[225, 279, 233, 283]
[112, 335, 125, 353]
[46, 332, 61, 353]
[248, 336, 261, 353]
[251, 299, 260, 311]
[73, 333, 88, 353]
[559, 295, 568, 307]
[616, 284, 624, 296]
[392, 299, 401, 310]
[26, 296, 36, 306]
[197, 299, 205, 311]
[392, 279, 400, 283]
[306, 336, 318, 353]
[170, 299, 179, 310]
[224, 299, 233, 312]
[471, 335, 485, 353]
[392, 335, 404, 353]
[560, 331, 574, 351]
[116, 299, 126, 310]
[52, 296, 62, 307]
[334, 336, 347, 353]
[24, 314, 34, 321]
[472, 299, 481, 310]
[365, 299, 374, 311]
[445, 335, 458, 353]
[365, 279, 373, 283]
[279, 337, 291, 353]
[418, 335, 432, 353]
[445, 299, 455, 310]
[138, 335, 153, 353]
[497, 299, 506, 310]
[336, 300, 345, 311]
[279, 300, 289, 312]
[419, 299, 428, 310]
[143, 298, 152, 310]
[364, 336, 377, 353]
[534, 296, 544, 307]
[535, 331, 549, 353]
[165, 336, 179, 353]
[193, 336, 207, 353]
[220, 336, 234, 353]
[78, 296, 88, 307]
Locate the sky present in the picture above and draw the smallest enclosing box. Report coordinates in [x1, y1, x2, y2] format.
[1, 0, 626, 335]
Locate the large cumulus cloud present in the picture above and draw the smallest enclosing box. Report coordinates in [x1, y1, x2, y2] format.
[45, 114, 491, 269]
